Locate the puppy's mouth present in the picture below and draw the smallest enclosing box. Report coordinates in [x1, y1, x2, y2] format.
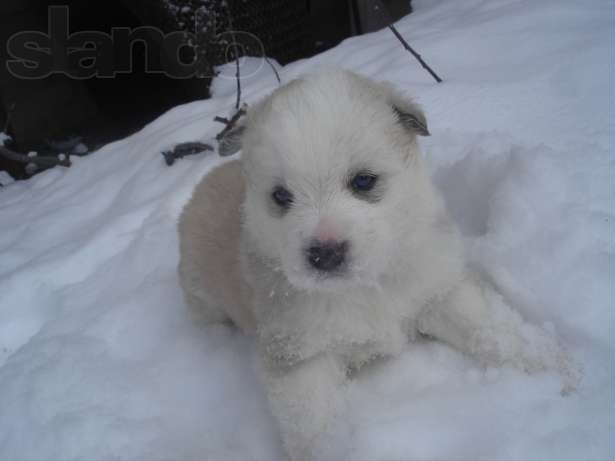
[285, 259, 363, 293]
[307, 264, 349, 281]
[287, 269, 352, 293]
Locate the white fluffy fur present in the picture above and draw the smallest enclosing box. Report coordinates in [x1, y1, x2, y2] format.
[178, 70, 578, 460]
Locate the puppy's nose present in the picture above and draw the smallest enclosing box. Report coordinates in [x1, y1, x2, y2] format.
[306, 240, 348, 272]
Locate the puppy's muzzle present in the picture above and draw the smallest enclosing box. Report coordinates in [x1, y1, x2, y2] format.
[306, 240, 349, 273]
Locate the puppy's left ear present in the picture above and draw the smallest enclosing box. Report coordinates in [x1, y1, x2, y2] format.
[217, 108, 247, 157]
[218, 123, 245, 156]
[386, 87, 430, 136]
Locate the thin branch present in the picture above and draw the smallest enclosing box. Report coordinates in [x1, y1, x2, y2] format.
[215, 105, 246, 142]
[0, 103, 71, 176]
[224, 3, 242, 110]
[0, 145, 71, 169]
[213, 116, 230, 125]
[234, 44, 241, 109]
[161, 141, 213, 166]
[264, 56, 281, 84]
[389, 25, 442, 83]
[3, 103, 15, 133]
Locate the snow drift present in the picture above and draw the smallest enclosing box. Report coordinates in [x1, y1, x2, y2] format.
[1, 0, 614, 460]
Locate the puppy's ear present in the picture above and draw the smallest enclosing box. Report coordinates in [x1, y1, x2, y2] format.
[378, 82, 429, 136]
[217, 122, 246, 157]
[393, 104, 430, 136]
[391, 97, 430, 136]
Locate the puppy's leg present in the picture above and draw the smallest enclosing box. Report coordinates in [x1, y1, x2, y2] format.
[417, 276, 579, 390]
[178, 258, 229, 325]
[261, 353, 347, 461]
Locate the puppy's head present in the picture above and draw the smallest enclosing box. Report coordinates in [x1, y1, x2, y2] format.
[226, 70, 435, 291]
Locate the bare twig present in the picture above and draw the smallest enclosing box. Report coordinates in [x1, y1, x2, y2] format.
[264, 57, 281, 84]
[166, 106, 247, 164]
[0, 103, 71, 178]
[233, 45, 241, 109]
[223, 3, 242, 110]
[0, 145, 71, 169]
[365, 0, 442, 82]
[213, 116, 230, 125]
[215, 105, 246, 142]
[389, 25, 442, 83]
[3, 103, 15, 133]
[161, 141, 213, 166]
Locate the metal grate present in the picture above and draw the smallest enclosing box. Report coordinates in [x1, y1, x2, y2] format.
[228, 0, 310, 65]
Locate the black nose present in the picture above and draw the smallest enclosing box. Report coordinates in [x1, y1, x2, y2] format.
[306, 240, 349, 272]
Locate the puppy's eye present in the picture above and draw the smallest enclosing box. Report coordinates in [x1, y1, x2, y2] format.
[271, 186, 294, 209]
[350, 173, 378, 192]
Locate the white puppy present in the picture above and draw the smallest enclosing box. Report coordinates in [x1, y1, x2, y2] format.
[178, 69, 577, 460]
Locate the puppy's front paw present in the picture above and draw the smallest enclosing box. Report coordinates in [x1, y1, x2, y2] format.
[554, 345, 582, 395]
[470, 323, 582, 393]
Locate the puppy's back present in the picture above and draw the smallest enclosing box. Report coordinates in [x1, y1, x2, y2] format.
[178, 160, 255, 332]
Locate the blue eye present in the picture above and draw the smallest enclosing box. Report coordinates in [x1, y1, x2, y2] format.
[351, 173, 378, 192]
[272, 186, 293, 208]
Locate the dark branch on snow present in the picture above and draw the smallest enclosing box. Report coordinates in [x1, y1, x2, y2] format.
[161, 142, 213, 166]
[3, 103, 15, 133]
[223, 2, 242, 110]
[0, 145, 71, 169]
[388, 25, 442, 83]
[265, 57, 281, 84]
[215, 105, 246, 142]
[162, 91, 247, 166]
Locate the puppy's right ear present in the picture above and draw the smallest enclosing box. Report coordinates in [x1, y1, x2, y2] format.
[379, 82, 430, 137]
[217, 122, 246, 157]
[391, 97, 430, 137]
[393, 105, 430, 137]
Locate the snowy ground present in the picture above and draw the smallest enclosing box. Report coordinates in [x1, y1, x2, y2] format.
[1, 0, 614, 460]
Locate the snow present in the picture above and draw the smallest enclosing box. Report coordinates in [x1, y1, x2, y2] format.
[1, 0, 614, 459]
[72, 143, 88, 155]
[0, 132, 11, 146]
[0, 172, 13, 187]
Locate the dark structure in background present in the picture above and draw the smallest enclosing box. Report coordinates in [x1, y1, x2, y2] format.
[0, 0, 411, 179]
